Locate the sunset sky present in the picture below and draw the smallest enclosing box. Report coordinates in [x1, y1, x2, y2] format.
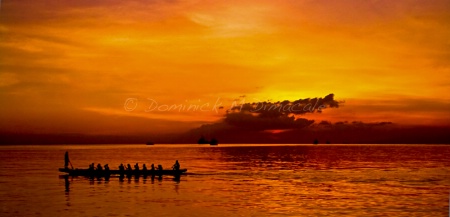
[1, 0, 449, 142]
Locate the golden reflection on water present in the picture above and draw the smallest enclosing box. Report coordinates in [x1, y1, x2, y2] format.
[0, 144, 449, 217]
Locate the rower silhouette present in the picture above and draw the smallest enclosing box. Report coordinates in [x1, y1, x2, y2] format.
[172, 160, 180, 170]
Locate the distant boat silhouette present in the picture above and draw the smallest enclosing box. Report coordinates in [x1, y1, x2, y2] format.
[313, 138, 319, 145]
[197, 136, 209, 144]
[197, 136, 218, 145]
[209, 138, 218, 146]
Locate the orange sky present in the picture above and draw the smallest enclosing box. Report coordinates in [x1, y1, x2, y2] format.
[0, 0, 449, 136]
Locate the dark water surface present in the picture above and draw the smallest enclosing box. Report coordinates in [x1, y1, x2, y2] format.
[0, 144, 449, 217]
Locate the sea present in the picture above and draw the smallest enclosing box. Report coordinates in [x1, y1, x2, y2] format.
[0, 144, 449, 217]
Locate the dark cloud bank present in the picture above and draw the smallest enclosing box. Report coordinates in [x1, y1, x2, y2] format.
[173, 94, 450, 144]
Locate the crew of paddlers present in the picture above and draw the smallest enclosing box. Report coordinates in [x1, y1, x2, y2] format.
[79, 161, 182, 180]
[88, 163, 111, 172]
[87, 161, 181, 172]
[65, 151, 181, 172]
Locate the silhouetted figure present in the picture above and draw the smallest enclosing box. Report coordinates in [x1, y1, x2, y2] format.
[150, 164, 155, 177]
[64, 151, 73, 169]
[104, 164, 110, 180]
[142, 164, 148, 178]
[88, 163, 95, 178]
[126, 164, 132, 178]
[172, 160, 180, 170]
[119, 163, 125, 179]
[156, 165, 164, 178]
[133, 163, 140, 177]
[96, 163, 103, 171]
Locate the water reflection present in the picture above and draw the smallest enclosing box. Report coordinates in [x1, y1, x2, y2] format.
[61, 175, 183, 190]
[64, 175, 70, 193]
[63, 175, 72, 208]
[199, 145, 311, 171]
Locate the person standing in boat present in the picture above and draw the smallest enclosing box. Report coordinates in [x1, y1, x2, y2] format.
[126, 164, 132, 171]
[64, 151, 73, 169]
[104, 164, 110, 171]
[150, 164, 155, 171]
[158, 164, 163, 170]
[97, 163, 103, 171]
[89, 163, 95, 171]
[134, 163, 139, 171]
[172, 160, 180, 170]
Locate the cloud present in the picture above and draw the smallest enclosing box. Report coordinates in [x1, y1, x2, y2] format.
[224, 113, 314, 130]
[229, 93, 339, 117]
[183, 93, 449, 144]
[190, 94, 340, 132]
[315, 120, 394, 130]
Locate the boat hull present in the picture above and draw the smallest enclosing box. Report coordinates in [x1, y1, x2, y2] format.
[59, 168, 187, 177]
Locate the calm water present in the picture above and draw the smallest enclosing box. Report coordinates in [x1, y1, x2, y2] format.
[0, 144, 449, 217]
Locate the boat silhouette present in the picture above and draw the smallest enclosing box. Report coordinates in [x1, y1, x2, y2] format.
[313, 138, 319, 145]
[59, 168, 187, 177]
[197, 136, 219, 146]
[197, 136, 209, 144]
[209, 138, 218, 146]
